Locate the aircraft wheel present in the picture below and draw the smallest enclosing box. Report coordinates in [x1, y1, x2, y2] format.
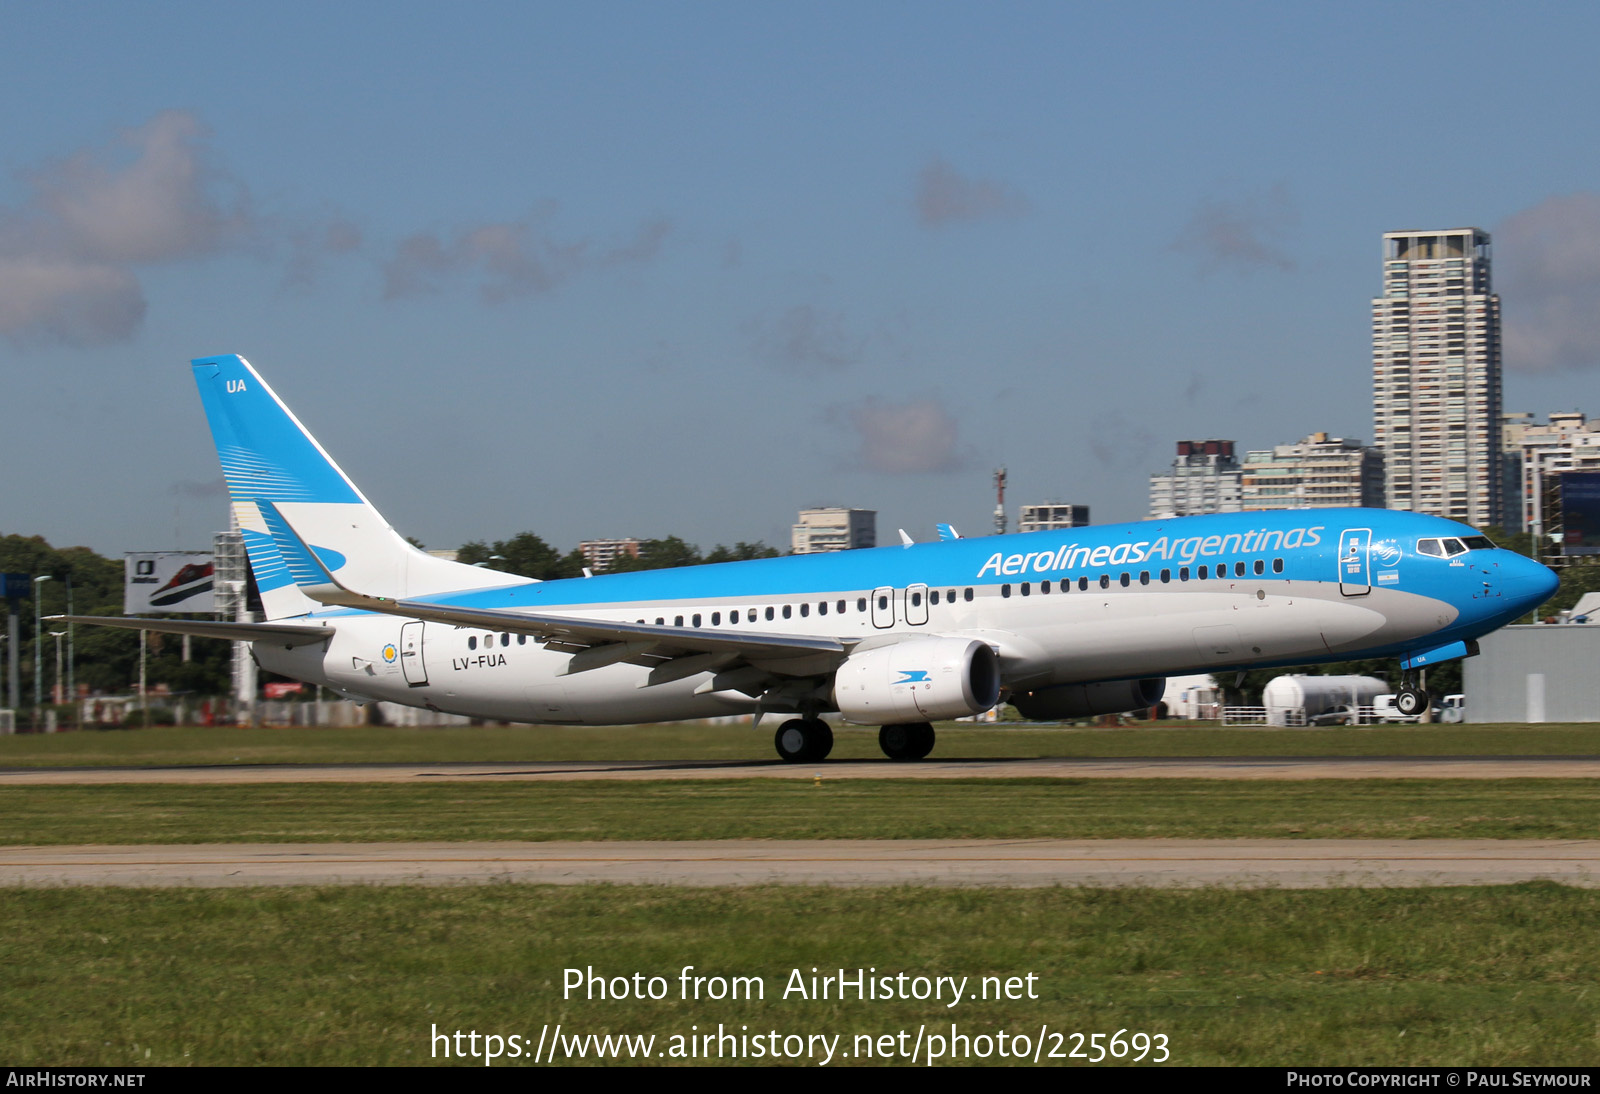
[879, 722, 934, 761]
[775, 719, 833, 763]
[1395, 688, 1429, 717]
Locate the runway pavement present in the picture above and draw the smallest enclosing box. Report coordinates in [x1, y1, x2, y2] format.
[5, 755, 1600, 783]
[1, 839, 1596, 888]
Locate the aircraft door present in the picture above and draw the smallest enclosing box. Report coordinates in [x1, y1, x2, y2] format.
[906, 584, 929, 625]
[400, 621, 429, 686]
[871, 586, 896, 629]
[1338, 529, 1371, 597]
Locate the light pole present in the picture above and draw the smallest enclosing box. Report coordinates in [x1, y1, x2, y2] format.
[32, 576, 51, 710]
[49, 631, 66, 707]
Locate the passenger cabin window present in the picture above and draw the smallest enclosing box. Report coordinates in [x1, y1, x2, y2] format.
[711, 612, 720, 625]
[500, 633, 510, 646]
[837, 600, 846, 614]
[1041, 580, 1051, 594]
[1160, 569, 1170, 583]
[964, 588, 974, 602]
[910, 591, 921, 607]
[1001, 584, 1011, 598]
[1099, 575, 1110, 589]
[1140, 571, 1150, 585]
[1180, 567, 1189, 581]
[766, 607, 775, 621]
[858, 598, 868, 612]
[783, 605, 792, 619]
[1253, 560, 1264, 575]
[800, 603, 809, 617]
[730, 610, 740, 623]
[879, 595, 890, 610]
[1020, 582, 1030, 596]
[675, 615, 684, 627]
[931, 590, 940, 605]
[1198, 566, 1208, 579]
[1234, 562, 1246, 577]
[468, 636, 477, 650]
[1119, 573, 1130, 587]
[1273, 558, 1284, 574]
[693, 614, 702, 627]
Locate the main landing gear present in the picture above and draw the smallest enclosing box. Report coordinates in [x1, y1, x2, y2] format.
[774, 718, 834, 763]
[879, 722, 935, 762]
[1395, 669, 1430, 718]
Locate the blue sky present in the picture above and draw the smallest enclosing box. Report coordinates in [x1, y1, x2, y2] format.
[6, 1, 1600, 556]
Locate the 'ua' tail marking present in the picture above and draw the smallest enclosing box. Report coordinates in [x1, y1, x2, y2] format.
[192, 354, 526, 618]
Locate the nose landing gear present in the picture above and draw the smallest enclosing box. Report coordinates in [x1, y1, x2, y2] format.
[1395, 669, 1430, 718]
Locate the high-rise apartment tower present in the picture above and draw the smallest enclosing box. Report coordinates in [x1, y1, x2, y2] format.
[1372, 228, 1502, 526]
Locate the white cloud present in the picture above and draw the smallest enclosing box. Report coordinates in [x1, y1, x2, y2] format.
[0, 111, 250, 345]
[1173, 183, 1296, 274]
[382, 214, 670, 303]
[1497, 193, 1600, 372]
[0, 256, 144, 346]
[748, 305, 862, 370]
[915, 157, 1030, 227]
[836, 396, 968, 474]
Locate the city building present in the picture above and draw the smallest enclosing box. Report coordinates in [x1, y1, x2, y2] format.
[1503, 411, 1600, 534]
[578, 538, 641, 571]
[1149, 440, 1242, 518]
[1018, 503, 1090, 532]
[1372, 228, 1503, 526]
[791, 508, 876, 554]
[1240, 433, 1384, 511]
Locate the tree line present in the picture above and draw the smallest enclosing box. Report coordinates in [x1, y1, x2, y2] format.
[0, 531, 783, 708]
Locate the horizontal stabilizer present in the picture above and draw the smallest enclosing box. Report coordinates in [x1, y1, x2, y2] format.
[48, 615, 333, 647]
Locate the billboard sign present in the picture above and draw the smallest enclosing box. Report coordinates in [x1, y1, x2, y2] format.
[125, 552, 215, 614]
[1561, 472, 1600, 557]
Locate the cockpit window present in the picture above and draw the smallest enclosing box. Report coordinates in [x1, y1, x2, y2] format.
[1419, 535, 1494, 556]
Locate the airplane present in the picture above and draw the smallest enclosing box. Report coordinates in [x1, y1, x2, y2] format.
[61, 354, 1560, 762]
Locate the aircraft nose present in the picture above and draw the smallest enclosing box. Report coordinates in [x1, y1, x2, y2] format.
[1501, 553, 1560, 616]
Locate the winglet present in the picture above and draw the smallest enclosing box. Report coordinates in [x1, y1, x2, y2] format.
[256, 500, 386, 610]
[898, 529, 914, 547]
[936, 523, 962, 541]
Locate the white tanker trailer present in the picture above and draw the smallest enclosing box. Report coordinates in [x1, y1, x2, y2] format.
[1261, 674, 1388, 726]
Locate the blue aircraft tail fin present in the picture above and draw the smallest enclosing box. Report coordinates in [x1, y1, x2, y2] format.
[191, 354, 526, 616]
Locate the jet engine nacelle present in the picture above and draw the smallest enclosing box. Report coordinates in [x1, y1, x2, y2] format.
[833, 637, 1001, 725]
[1010, 677, 1166, 720]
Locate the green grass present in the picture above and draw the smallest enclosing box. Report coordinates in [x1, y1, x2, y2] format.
[7, 778, 1600, 844]
[4, 721, 1600, 768]
[2, 883, 1597, 1066]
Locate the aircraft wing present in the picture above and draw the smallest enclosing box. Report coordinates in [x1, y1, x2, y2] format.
[362, 597, 845, 662]
[253, 500, 849, 677]
[49, 615, 333, 648]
